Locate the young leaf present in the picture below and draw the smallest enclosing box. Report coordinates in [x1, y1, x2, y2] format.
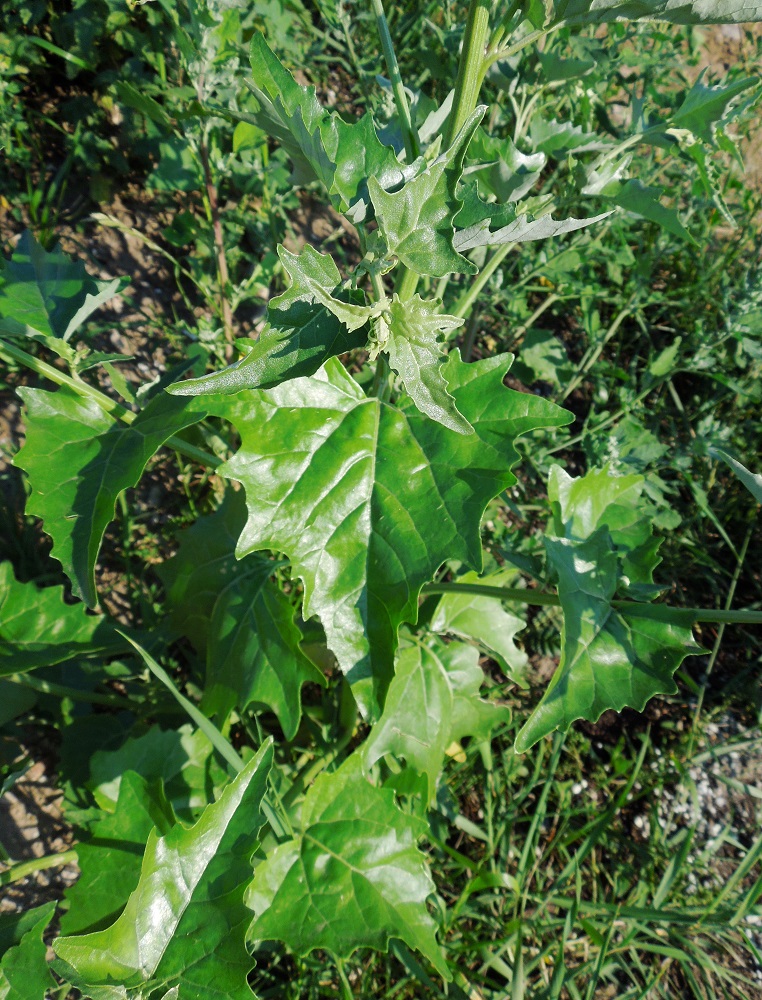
[204, 556, 326, 739]
[515, 466, 700, 752]
[247, 756, 448, 977]
[60, 772, 175, 936]
[15, 387, 206, 606]
[54, 740, 273, 1000]
[0, 562, 122, 672]
[468, 130, 546, 203]
[201, 353, 571, 718]
[0, 231, 125, 342]
[240, 33, 408, 223]
[0, 903, 56, 1000]
[383, 294, 471, 434]
[369, 107, 486, 277]
[364, 638, 511, 801]
[430, 569, 528, 680]
[553, 0, 762, 24]
[169, 245, 370, 396]
[672, 71, 759, 145]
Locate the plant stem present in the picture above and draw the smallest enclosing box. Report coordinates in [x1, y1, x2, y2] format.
[445, 0, 491, 148]
[0, 339, 221, 469]
[370, 0, 419, 162]
[0, 850, 78, 887]
[198, 124, 235, 360]
[453, 243, 514, 319]
[7, 673, 136, 708]
[420, 582, 762, 625]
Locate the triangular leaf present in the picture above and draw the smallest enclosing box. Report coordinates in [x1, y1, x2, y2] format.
[169, 245, 370, 396]
[247, 756, 448, 976]
[454, 205, 613, 252]
[201, 353, 571, 718]
[364, 638, 510, 801]
[383, 294, 470, 434]
[515, 466, 701, 751]
[606, 179, 696, 244]
[54, 741, 273, 1000]
[203, 557, 326, 740]
[672, 71, 759, 145]
[0, 562, 123, 672]
[15, 388, 206, 606]
[369, 107, 486, 277]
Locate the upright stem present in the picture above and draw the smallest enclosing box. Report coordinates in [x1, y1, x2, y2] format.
[445, 0, 491, 147]
[370, 0, 420, 162]
[198, 130, 235, 360]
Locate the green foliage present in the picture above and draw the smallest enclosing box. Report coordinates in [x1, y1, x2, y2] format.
[1, 0, 761, 995]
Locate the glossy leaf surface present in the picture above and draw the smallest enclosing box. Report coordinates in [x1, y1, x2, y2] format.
[55, 741, 273, 1000]
[0, 904, 56, 1000]
[0, 562, 122, 672]
[15, 387, 206, 606]
[171, 246, 368, 396]
[516, 467, 700, 751]
[248, 757, 448, 976]
[364, 638, 511, 800]
[369, 108, 485, 276]
[202, 353, 571, 717]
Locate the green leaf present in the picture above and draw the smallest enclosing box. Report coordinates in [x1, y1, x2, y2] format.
[0, 231, 125, 342]
[369, 107, 485, 277]
[203, 556, 325, 740]
[364, 638, 511, 801]
[201, 353, 571, 718]
[710, 447, 762, 504]
[0, 903, 56, 1000]
[607, 179, 696, 244]
[430, 569, 528, 680]
[515, 466, 700, 752]
[247, 756, 448, 976]
[0, 562, 122, 672]
[88, 724, 228, 819]
[15, 387, 206, 606]
[383, 294, 470, 434]
[169, 245, 371, 396]
[552, 0, 762, 24]
[241, 33, 408, 223]
[529, 119, 609, 157]
[453, 206, 613, 252]
[60, 772, 175, 936]
[468, 130, 546, 203]
[512, 328, 573, 388]
[54, 741, 273, 1000]
[672, 71, 759, 145]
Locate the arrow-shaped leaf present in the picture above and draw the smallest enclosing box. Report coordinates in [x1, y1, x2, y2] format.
[54, 741, 273, 1000]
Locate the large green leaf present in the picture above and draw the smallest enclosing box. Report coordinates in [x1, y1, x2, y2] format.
[240, 33, 408, 223]
[0, 231, 125, 342]
[515, 466, 700, 751]
[15, 387, 207, 606]
[201, 353, 571, 717]
[552, 0, 762, 23]
[369, 108, 485, 277]
[60, 772, 175, 936]
[383, 294, 470, 433]
[364, 638, 511, 801]
[0, 562, 122, 672]
[247, 756, 448, 976]
[0, 904, 56, 1000]
[430, 569, 528, 680]
[54, 741, 273, 1000]
[203, 556, 325, 739]
[171, 245, 370, 396]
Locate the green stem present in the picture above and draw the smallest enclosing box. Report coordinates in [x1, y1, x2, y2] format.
[420, 582, 762, 625]
[453, 243, 514, 319]
[0, 850, 78, 887]
[7, 673, 136, 709]
[445, 0, 491, 148]
[370, 0, 419, 162]
[0, 339, 221, 469]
